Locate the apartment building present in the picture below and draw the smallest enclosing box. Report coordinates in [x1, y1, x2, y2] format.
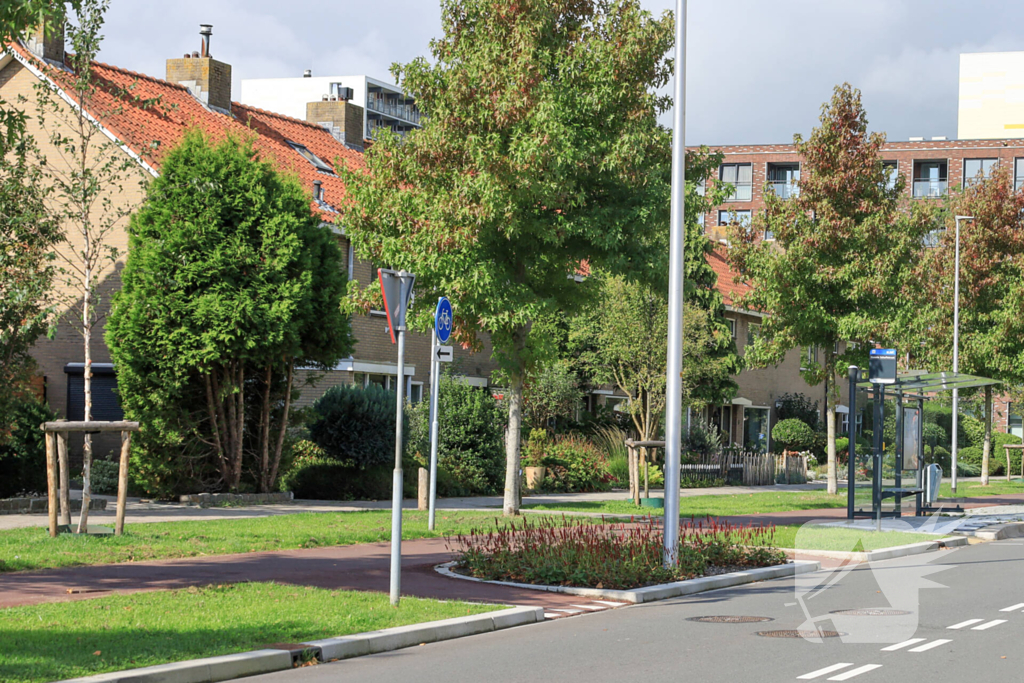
[240, 73, 421, 143]
[697, 136, 1024, 443]
[958, 51, 1024, 141]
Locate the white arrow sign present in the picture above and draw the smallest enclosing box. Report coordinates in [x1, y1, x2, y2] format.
[435, 345, 454, 363]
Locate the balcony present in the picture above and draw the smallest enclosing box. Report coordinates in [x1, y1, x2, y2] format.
[913, 179, 947, 198]
[767, 181, 799, 199]
[367, 97, 421, 125]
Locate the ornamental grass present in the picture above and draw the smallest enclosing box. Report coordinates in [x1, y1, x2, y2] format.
[448, 515, 785, 590]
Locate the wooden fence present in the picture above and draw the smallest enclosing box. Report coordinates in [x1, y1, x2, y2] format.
[624, 441, 801, 491]
[742, 454, 775, 486]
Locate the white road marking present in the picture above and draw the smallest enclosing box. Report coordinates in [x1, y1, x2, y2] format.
[908, 639, 952, 652]
[1000, 603, 1024, 612]
[797, 663, 853, 680]
[543, 612, 559, 619]
[972, 619, 1007, 631]
[827, 664, 882, 681]
[570, 604, 604, 611]
[948, 619, 984, 629]
[550, 608, 584, 614]
[881, 638, 926, 651]
[592, 600, 626, 606]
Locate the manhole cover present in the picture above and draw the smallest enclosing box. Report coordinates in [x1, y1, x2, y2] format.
[830, 609, 912, 616]
[688, 616, 774, 623]
[756, 629, 844, 639]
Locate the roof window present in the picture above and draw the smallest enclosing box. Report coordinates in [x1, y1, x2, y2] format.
[286, 140, 334, 174]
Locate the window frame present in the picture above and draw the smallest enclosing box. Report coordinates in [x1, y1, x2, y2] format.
[285, 139, 335, 174]
[963, 158, 998, 188]
[719, 163, 753, 202]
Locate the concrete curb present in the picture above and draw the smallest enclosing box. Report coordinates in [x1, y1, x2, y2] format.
[436, 560, 820, 604]
[57, 605, 540, 683]
[973, 521, 1024, 540]
[788, 536, 967, 563]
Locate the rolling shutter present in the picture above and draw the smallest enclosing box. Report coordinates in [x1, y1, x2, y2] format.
[64, 366, 124, 421]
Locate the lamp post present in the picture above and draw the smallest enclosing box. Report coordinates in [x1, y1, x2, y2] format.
[951, 215, 973, 496]
[662, 0, 687, 567]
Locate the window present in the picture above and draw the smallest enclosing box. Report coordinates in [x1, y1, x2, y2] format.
[801, 345, 818, 370]
[882, 161, 899, 190]
[1010, 404, 1023, 440]
[718, 209, 751, 230]
[697, 212, 705, 233]
[764, 210, 775, 241]
[727, 318, 736, 338]
[65, 364, 124, 421]
[912, 160, 948, 198]
[695, 178, 706, 196]
[840, 411, 850, 434]
[1015, 159, 1024, 192]
[285, 140, 334, 174]
[720, 163, 752, 202]
[409, 383, 423, 404]
[766, 163, 800, 199]
[922, 210, 948, 248]
[746, 323, 760, 347]
[964, 158, 997, 187]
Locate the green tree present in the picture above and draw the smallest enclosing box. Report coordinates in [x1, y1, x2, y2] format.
[0, 122, 61, 441]
[569, 148, 740, 443]
[107, 130, 353, 494]
[729, 83, 933, 495]
[339, 0, 675, 515]
[914, 165, 1024, 485]
[524, 360, 582, 433]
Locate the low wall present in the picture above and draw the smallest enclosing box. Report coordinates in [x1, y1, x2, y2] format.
[178, 492, 294, 507]
[0, 497, 107, 515]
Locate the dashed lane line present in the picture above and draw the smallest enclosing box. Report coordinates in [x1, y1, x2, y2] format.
[999, 602, 1024, 612]
[880, 638, 926, 651]
[972, 619, 1007, 631]
[908, 639, 952, 653]
[948, 619, 984, 629]
[797, 663, 855, 680]
[827, 664, 882, 681]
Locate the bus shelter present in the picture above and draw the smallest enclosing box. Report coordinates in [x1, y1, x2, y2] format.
[846, 367, 1000, 523]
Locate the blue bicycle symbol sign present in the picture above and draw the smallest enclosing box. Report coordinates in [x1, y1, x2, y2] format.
[435, 297, 453, 344]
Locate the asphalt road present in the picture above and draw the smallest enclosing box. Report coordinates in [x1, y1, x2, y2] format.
[244, 538, 1024, 683]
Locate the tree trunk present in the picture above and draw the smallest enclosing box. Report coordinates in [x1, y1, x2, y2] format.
[234, 361, 245, 489]
[77, 260, 93, 534]
[204, 372, 230, 484]
[982, 384, 992, 486]
[268, 361, 294, 492]
[259, 364, 272, 491]
[825, 365, 837, 495]
[503, 327, 528, 516]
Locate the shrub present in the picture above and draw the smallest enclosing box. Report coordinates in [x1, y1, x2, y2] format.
[280, 454, 394, 500]
[772, 419, 815, 452]
[523, 429, 548, 467]
[956, 432, 1023, 476]
[0, 396, 54, 498]
[90, 459, 121, 495]
[308, 384, 397, 469]
[683, 415, 721, 457]
[776, 393, 819, 430]
[451, 515, 784, 589]
[541, 436, 612, 493]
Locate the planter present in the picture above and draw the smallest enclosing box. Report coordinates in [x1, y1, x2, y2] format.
[639, 497, 664, 509]
[524, 466, 546, 490]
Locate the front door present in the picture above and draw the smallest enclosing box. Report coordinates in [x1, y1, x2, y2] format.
[743, 407, 770, 453]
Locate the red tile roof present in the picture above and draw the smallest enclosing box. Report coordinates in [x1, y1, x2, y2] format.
[7, 42, 362, 221]
[708, 245, 749, 306]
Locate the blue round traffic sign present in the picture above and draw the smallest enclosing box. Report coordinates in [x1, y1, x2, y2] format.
[435, 297, 453, 343]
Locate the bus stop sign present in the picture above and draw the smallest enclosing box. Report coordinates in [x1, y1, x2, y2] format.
[869, 348, 897, 384]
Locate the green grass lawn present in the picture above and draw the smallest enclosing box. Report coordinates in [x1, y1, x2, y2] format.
[0, 582, 502, 683]
[939, 479, 1024, 498]
[524, 490, 850, 517]
[0, 510, 549, 573]
[769, 524, 938, 552]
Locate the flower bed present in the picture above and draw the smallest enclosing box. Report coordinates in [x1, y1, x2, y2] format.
[448, 515, 786, 590]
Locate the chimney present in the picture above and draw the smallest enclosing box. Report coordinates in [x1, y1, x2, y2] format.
[166, 24, 232, 112]
[303, 69, 312, 78]
[307, 97, 365, 148]
[26, 20, 64, 63]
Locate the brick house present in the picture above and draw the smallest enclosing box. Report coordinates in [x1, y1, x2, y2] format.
[3, 25, 499, 442]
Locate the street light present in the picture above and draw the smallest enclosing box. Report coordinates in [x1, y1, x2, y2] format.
[951, 215, 973, 496]
[662, 0, 687, 567]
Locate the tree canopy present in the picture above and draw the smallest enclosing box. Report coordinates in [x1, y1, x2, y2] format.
[339, 0, 676, 514]
[107, 130, 352, 495]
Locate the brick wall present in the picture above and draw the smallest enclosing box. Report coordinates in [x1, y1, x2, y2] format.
[165, 57, 232, 111]
[306, 100, 365, 146]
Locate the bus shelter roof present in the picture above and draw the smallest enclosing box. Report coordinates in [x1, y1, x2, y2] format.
[857, 371, 1000, 393]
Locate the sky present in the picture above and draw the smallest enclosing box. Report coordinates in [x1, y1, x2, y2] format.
[91, 0, 1024, 145]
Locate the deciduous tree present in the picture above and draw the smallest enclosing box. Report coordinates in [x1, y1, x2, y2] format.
[339, 0, 675, 515]
[729, 83, 933, 495]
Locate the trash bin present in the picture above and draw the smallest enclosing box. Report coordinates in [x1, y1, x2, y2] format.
[924, 464, 942, 503]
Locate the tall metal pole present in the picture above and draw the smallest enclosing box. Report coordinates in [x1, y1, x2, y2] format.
[427, 324, 441, 530]
[951, 216, 971, 495]
[847, 366, 857, 520]
[389, 284, 409, 607]
[662, 0, 687, 567]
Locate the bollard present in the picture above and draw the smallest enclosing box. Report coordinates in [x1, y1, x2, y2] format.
[418, 467, 428, 511]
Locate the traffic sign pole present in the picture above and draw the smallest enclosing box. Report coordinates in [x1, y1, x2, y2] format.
[427, 325, 440, 531]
